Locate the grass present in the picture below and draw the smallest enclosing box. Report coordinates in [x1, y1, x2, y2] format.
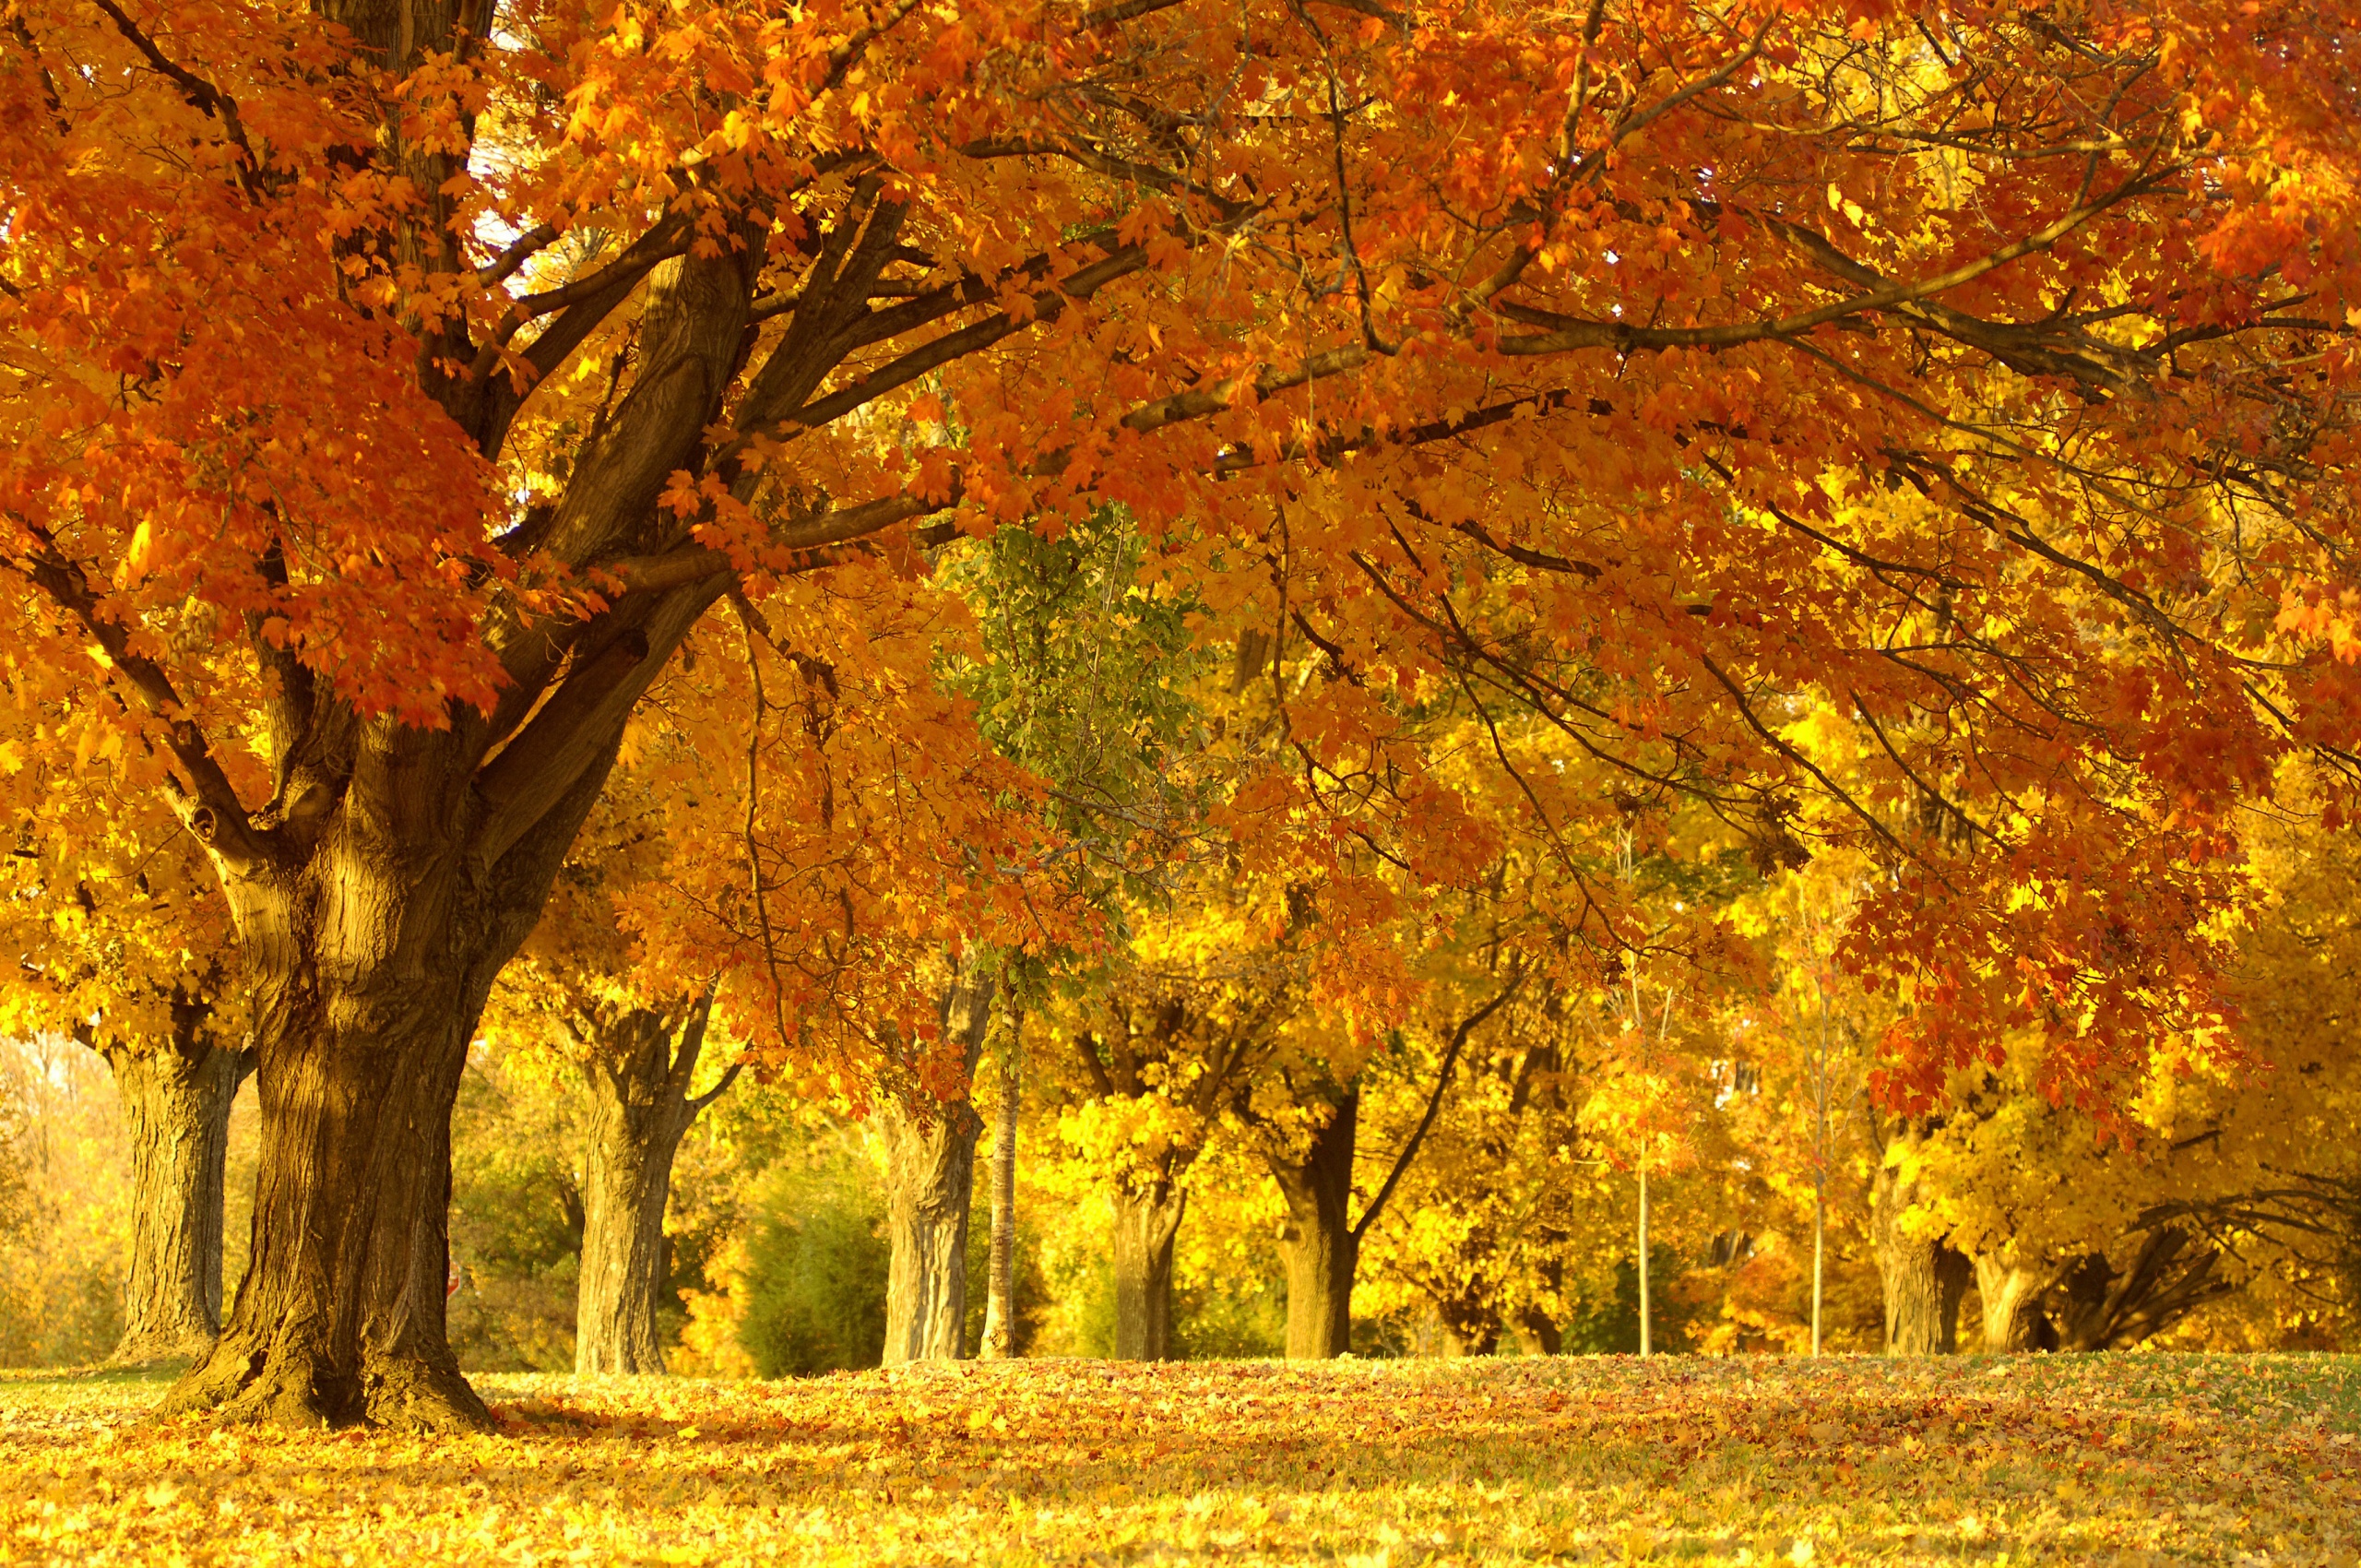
[0, 1354, 2355, 1564]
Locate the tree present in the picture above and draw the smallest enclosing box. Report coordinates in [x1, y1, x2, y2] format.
[9, 0, 2360, 1425]
[1236, 949, 1525, 1359]
[0, 701, 251, 1365]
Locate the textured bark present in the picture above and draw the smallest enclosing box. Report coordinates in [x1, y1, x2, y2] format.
[1109, 1182, 1185, 1360]
[881, 966, 995, 1364]
[1269, 1090, 1358, 1360]
[1973, 1254, 2055, 1352]
[159, 738, 632, 1430]
[1871, 1124, 1968, 1355]
[979, 1031, 1020, 1360]
[2049, 1228, 2234, 1350]
[575, 992, 731, 1374]
[101, 1005, 252, 1365]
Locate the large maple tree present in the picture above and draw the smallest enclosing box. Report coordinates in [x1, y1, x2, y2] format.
[5, 0, 2357, 1426]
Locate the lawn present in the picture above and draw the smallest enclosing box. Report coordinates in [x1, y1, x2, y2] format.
[1, 1355, 2354, 1565]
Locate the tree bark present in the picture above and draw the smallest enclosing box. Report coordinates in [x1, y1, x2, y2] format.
[978, 1015, 1020, 1360]
[101, 1003, 252, 1365]
[1513, 1308, 1561, 1357]
[1269, 1089, 1358, 1359]
[1871, 1124, 1968, 1355]
[575, 991, 732, 1374]
[1973, 1254, 2054, 1352]
[2049, 1227, 2233, 1350]
[159, 743, 629, 1430]
[1109, 1180, 1185, 1360]
[881, 963, 994, 1364]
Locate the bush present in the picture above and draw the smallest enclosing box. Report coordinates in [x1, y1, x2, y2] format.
[737, 1134, 891, 1377]
[445, 1046, 583, 1372]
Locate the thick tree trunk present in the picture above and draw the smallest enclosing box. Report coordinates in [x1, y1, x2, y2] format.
[160, 974, 488, 1428]
[979, 1028, 1020, 1360]
[101, 1012, 252, 1364]
[881, 964, 995, 1364]
[1871, 1125, 1968, 1354]
[1109, 1181, 1184, 1360]
[1973, 1254, 2053, 1352]
[1269, 1090, 1358, 1360]
[1514, 1308, 1562, 1357]
[161, 746, 623, 1430]
[575, 993, 730, 1374]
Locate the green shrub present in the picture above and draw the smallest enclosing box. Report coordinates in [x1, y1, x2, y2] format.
[737, 1136, 890, 1377]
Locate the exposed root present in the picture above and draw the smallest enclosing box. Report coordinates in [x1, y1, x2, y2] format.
[155, 1336, 494, 1432]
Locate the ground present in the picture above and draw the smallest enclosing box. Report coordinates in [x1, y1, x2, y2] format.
[0, 1356, 2355, 1564]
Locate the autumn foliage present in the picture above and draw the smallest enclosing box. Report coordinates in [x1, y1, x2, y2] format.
[4, 0, 2361, 1452]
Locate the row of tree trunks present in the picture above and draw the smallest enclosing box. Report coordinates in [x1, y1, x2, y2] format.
[574, 989, 733, 1374]
[880, 961, 996, 1364]
[101, 1004, 253, 1365]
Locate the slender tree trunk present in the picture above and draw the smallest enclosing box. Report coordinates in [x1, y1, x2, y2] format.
[1810, 1175, 1826, 1358]
[1109, 1181, 1185, 1360]
[1871, 1130, 1968, 1354]
[101, 1009, 252, 1365]
[1268, 1090, 1358, 1360]
[881, 962, 994, 1364]
[1973, 1254, 2052, 1352]
[575, 992, 731, 1374]
[1637, 1166, 1653, 1358]
[979, 1015, 1020, 1360]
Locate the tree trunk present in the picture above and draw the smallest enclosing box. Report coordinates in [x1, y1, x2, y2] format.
[1268, 1089, 1358, 1359]
[1871, 1126, 1968, 1355]
[160, 748, 623, 1430]
[1434, 1301, 1501, 1357]
[575, 992, 731, 1374]
[101, 1008, 252, 1365]
[1109, 1180, 1185, 1360]
[1973, 1254, 2053, 1353]
[881, 963, 994, 1364]
[979, 1018, 1020, 1360]
[1513, 1308, 1561, 1357]
[2049, 1228, 2232, 1350]
[160, 970, 489, 1428]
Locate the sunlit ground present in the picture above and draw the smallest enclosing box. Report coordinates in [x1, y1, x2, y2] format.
[1, 1354, 2355, 1564]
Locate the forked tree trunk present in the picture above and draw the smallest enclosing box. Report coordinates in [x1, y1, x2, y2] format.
[575, 991, 733, 1375]
[1109, 1181, 1185, 1360]
[1269, 1090, 1358, 1359]
[979, 1023, 1020, 1360]
[161, 750, 626, 1430]
[101, 1007, 252, 1364]
[881, 964, 995, 1364]
[1871, 1131, 1969, 1354]
[1973, 1254, 2053, 1352]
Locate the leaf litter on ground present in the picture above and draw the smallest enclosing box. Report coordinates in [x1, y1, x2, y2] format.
[1, 1354, 2355, 1565]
